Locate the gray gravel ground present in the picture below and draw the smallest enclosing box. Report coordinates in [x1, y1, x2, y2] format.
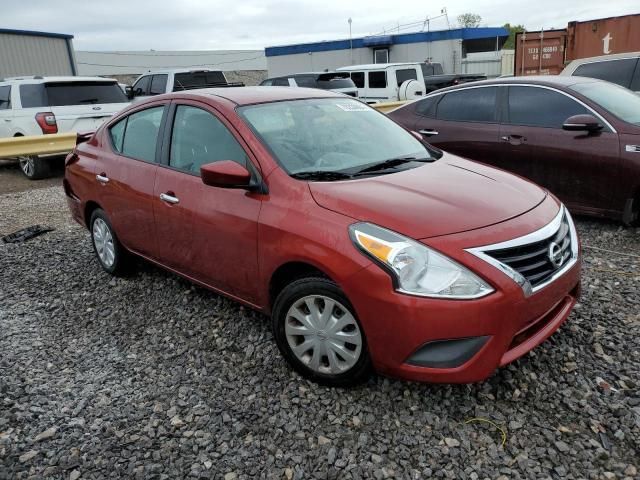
[0, 186, 639, 479]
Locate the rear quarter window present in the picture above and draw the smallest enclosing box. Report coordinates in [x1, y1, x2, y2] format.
[19, 84, 47, 108]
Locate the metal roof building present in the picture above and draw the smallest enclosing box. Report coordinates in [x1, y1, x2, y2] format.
[0, 28, 77, 78]
[265, 27, 509, 77]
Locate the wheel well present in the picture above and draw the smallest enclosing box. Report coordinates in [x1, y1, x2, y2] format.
[269, 262, 330, 306]
[83, 201, 102, 228]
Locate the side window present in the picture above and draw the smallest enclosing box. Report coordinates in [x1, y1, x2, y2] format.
[350, 72, 365, 88]
[436, 87, 498, 122]
[109, 118, 126, 152]
[120, 106, 164, 162]
[414, 95, 439, 117]
[573, 59, 637, 88]
[260, 79, 273, 86]
[149, 75, 168, 95]
[507, 86, 588, 128]
[272, 78, 289, 86]
[0, 86, 10, 110]
[368, 71, 387, 89]
[169, 105, 248, 175]
[132, 76, 151, 96]
[396, 68, 418, 87]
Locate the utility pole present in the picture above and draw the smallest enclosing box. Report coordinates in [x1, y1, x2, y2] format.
[348, 18, 353, 64]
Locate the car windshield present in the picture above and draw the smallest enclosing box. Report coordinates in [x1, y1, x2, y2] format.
[238, 98, 430, 176]
[569, 81, 640, 126]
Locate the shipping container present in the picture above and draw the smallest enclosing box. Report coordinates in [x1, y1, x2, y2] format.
[566, 14, 640, 61]
[514, 29, 567, 76]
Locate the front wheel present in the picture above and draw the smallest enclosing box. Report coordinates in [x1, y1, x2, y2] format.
[19, 155, 51, 180]
[272, 277, 372, 387]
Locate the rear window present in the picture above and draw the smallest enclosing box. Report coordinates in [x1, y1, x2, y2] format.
[421, 64, 444, 76]
[173, 71, 227, 91]
[292, 76, 317, 88]
[316, 77, 356, 90]
[20, 82, 127, 108]
[572, 58, 637, 88]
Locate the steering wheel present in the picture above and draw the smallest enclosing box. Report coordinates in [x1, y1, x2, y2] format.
[278, 141, 315, 168]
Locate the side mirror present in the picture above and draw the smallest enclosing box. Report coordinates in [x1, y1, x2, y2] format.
[410, 131, 423, 141]
[562, 114, 603, 133]
[125, 86, 134, 100]
[200, 161, 251, 189]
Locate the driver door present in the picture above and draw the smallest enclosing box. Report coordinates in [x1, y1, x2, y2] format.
[500, 85, 620, 212]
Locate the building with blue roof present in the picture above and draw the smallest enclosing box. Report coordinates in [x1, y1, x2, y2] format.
[265, 27, 509, 77]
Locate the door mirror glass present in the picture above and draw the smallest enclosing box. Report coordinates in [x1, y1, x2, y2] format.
[562, 114, 603, 132]
[201, 161, 251, 188]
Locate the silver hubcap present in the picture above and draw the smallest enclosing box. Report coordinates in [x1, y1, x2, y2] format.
[92, 218, 115, 267]
[19, 156, 35, 177]
[285, 295, 363, 375]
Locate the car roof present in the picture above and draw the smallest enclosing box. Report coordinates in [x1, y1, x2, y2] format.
[424, 75, 608, 94]
[0, 75, 118, 84]
[561, 51, 640, 74]
[337, 63, 423, 71]
[265, 71, 350, 79]
[168, 86, 345, 105]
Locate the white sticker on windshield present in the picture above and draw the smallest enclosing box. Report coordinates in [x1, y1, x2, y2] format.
[336, 103, 370, 112]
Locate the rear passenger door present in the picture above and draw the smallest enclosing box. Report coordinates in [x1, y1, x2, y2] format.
[414, 86, 501, 164]
[97, 103, 167, 258]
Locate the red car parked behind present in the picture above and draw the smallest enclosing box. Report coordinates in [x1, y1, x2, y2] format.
[64, 87, 580, 386]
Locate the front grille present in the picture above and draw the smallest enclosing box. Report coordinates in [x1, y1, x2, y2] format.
[484, 214, 572, 288]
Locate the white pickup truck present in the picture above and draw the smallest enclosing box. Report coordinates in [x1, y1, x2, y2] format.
[126, 69, 244, 101]
[0, 76, 130, 179]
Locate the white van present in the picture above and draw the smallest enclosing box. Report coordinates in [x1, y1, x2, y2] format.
[337, 63, 486, 104]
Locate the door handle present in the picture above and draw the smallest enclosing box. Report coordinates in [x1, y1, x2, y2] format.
[502, 135, 527, 144]
[419, 129, 439, 136]
[160, 192, 179, 205]
[96, 173, 109, 184]
[3, 119, 10, 122]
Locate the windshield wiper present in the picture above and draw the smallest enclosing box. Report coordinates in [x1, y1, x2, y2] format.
[290, 170, 353, 181]
[352, 156, 432, 176]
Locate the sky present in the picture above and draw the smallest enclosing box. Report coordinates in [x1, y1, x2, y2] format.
[3, 0, 639, 51]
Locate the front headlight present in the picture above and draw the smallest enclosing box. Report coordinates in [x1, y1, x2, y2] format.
[349, 223, 494, 299]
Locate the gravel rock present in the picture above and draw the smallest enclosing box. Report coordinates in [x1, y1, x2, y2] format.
[1, 186, 639, 479]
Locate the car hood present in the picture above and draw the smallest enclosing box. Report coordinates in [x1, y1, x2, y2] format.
[308, 156, 547, 239]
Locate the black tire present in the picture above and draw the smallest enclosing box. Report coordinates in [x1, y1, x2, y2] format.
[89, 209, 130, 276]
[19, 155, 51, 180]
[272, 277, 372, 387]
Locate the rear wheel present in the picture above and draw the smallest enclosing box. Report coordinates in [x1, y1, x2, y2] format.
[272, 277, 372, 387]
[90, 209, 130, 276]
[19, 155, 51, 180]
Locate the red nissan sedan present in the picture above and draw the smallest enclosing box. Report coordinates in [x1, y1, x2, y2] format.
[64, 87, 581, 386]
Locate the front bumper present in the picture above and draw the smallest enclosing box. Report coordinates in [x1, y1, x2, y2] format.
[342, 198, 581, 383]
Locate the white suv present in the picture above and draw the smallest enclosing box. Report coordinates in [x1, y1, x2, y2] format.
[0, 76, 130, 179]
